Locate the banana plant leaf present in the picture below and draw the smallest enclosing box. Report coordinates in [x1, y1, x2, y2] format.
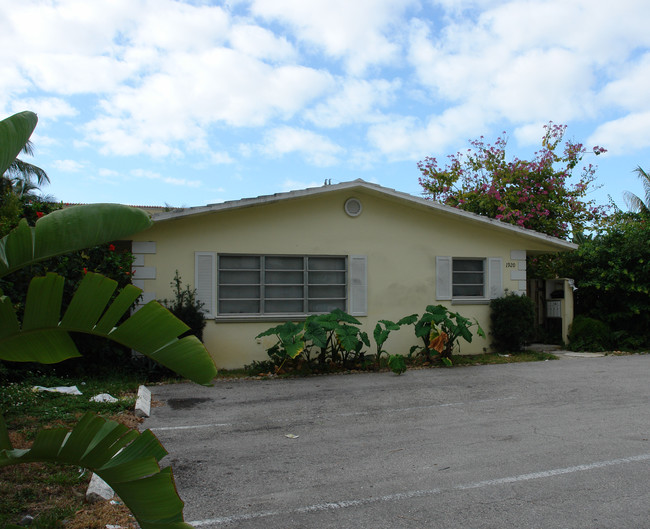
[0, 111, 38, 176]
[0, 204, 153, 278]
[0, 271, 217, 385]
[0, 412, 193, 529]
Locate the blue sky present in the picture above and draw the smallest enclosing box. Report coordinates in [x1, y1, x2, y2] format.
[1, 0, 649, 210]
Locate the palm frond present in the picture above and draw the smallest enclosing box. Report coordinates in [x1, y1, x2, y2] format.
[0, 271, 217, 384]
[6, 158, 50, 186]
[0, 412, 194, 529]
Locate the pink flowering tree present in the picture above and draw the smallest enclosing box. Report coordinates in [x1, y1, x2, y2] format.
[417, 123, 609, 240]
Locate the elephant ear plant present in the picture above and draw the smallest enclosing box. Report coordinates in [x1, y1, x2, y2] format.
[0, 111, 217, 529]
[373, 315, 418, 364]
[411, 304, 485, 366]
[256, 309, 370, 371]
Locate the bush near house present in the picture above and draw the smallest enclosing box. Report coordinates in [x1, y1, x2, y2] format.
[568, 315, 612, 352]
[489, 292, 536, 352]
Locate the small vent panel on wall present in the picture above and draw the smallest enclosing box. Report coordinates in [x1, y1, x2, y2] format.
[344, 198, 362, 217]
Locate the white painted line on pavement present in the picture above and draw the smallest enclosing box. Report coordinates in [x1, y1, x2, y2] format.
[151, 423, 232, 431]
[188, 453, 650, 527]
[336, 395, 516, 417]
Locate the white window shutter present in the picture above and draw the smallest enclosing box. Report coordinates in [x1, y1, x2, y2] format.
[436, 256, 452, 300]
[195, 252, 215, 316]
[488, 257, 503, 299]
[349, 255, 367, 316]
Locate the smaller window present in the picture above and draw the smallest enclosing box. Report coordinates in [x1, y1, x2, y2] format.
[452, 259, 485, 297]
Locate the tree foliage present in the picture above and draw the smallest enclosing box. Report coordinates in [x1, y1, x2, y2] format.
[623, 166, 650, 216]
[418, 123, 608, 239]
[537, 212, 650, 348]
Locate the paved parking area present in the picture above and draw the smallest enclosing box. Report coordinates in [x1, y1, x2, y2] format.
[143, 355, 650, 528]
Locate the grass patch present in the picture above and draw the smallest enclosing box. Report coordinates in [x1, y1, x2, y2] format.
[450, 351, 558, 366]
[0, 373, 145, 529]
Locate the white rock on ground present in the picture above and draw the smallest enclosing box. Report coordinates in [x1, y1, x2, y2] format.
[86, 473, 114, 502]
[134, 385, 151, 418]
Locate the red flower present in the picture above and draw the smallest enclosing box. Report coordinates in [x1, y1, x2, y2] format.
[83, 267, 88, 274]
[108, 244, 116, 251]
[36, 211, 44, 218]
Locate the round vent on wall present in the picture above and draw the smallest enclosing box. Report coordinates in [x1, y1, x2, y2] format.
[344, 198, 362, 217]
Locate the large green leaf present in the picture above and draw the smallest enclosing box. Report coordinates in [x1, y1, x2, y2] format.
[0, 272, 217, 385]
[0, 412, 193, 529]
[0, 111, 38, 176]
[0, 204, 153, 278]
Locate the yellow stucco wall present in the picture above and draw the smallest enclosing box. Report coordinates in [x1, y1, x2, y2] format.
[132, 187, 568, 369]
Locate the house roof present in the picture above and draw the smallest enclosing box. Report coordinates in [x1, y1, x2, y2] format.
[152, 179, 577, 252]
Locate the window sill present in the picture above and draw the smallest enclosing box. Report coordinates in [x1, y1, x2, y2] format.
[451, 298, 491, 306]
[212, 314, 313, 323]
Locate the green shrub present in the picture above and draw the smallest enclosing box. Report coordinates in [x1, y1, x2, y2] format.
[160, 271, 206, 341]
[387, 354, 407, 375]
[489, 292, 535, 352]
[568, 315, 612, 352]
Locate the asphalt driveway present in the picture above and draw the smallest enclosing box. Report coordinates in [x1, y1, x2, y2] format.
[143, 355, 650, 528]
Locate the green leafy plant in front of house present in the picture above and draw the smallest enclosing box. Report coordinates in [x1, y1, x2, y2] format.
[387, 354, 407, 375]
[255, 321, 306, 373]
[255, 309, 370, 373]
[410, 305, 485, 365]
[373, 315, 418, 363]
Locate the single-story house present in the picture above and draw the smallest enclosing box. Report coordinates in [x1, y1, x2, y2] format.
[130, 179, 576, 369]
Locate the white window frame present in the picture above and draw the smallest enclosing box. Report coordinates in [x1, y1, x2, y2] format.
[436, 256, 502, 303]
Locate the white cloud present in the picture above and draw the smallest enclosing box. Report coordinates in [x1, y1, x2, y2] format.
[588, 112, 650, 155]
[261, 126, 344, 166]
[208, 151, 235, 165]
[98, 168, 119, 177]
[130, 168, 202, 187]
[52, 159, 86, 172]
[229, 24, 296, 62]
[10, 97, 78, 121]
[84, 49, 334, 156]
[406, 0, 650, 147]
[127, 1, 230, 52]
[22, 55, 134, 95]
[513, 122, 548, 147]
[367, 104, 489, 160]
[281, 179, 324, 192]
[599, 53, 650, 112]
[305, 78, 400, 128]
[249, 0, 417, 74]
